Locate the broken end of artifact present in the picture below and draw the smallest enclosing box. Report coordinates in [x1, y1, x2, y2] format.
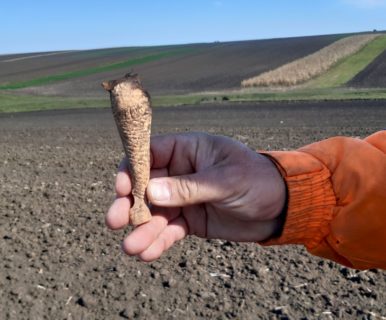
[130, 201, 152, 226]
[101, 81, 114, 91]
[124, 72, 139, 80]
[101, 73, 141, 92]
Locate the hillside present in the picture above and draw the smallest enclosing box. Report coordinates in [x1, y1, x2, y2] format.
[347, 48, 386, 88]
[2, 32, 386, 113]
[0, 34, 342, 97]
[241, 34, 380, 87]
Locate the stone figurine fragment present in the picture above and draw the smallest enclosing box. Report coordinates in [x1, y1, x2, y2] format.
[102, 73, 152, 225]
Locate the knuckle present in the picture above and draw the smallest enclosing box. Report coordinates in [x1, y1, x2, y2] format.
[158, 233, 173, 254]
[160, 234, 168, 251]
[176, 177, 198, 204]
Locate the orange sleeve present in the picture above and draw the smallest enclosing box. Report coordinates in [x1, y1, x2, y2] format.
[262, 131, 386, 270]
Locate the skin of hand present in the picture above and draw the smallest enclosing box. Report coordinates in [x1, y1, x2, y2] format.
[106, 132, 286, 262]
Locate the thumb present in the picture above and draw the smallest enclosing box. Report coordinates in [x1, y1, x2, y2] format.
[147, 173, 224, 207]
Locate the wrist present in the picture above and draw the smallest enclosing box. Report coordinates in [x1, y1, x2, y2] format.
[259, 153, 288, 239]
[269, 189, 288, 239]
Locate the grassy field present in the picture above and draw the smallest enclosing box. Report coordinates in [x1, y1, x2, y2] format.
[155, 88, 386, 105]
[0, 48, 194, 90]
[2, 87, 386, 113]
[306, 35, 386, 88]
[0, 93, 106, 113]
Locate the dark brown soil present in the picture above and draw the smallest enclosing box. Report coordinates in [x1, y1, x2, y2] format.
[110, 36, 341, 95]
[0, 52, 58, 62]
[2, 35, 341, 97]
[348, 48, 386, 88]
[0, 46, 190, 84]
[1, 100, 385, 320]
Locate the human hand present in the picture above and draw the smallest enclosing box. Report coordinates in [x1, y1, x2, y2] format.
[106, 133, 286, 261]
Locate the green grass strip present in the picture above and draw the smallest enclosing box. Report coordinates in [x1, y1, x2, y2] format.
[153, 88, 386, 106]
[0, 93, 106, 113]
[0, 48, 194, 90]
[3, 87, 386, 113]
[307, 35, 386, 88]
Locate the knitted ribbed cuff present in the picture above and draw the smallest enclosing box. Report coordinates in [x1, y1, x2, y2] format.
[260, 151, 336, 249]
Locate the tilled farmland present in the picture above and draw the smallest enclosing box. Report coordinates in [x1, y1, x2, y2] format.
[348, 48, 386, 88]
[1, 100, 385, 320]
[0, 34, 342, 97]
[0, 46, 195, 83]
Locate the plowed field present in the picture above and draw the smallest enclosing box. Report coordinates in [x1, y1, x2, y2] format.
[0, 35, 342, 97]
[348, 48, 386, 88]
[1, 101, 385, 319]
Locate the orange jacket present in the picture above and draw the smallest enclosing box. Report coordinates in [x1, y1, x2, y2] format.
[263, 131, 386, 270]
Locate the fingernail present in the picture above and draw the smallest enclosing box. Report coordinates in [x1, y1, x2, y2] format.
[149, 180, 171, 201]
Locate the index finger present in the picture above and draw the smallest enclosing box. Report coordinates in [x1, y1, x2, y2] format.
[150, 133, 208, 170]
[150, 134, 178, 169]
[115, 157, 132, 197]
